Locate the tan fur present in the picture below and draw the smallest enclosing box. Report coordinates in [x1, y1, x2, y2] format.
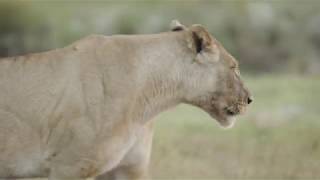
[0, 21, 251, 179]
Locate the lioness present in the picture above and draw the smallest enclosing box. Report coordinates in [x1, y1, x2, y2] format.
[0, 21, 252, 179]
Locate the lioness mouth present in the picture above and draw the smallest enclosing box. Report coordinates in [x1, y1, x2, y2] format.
[225, 108, 237, 116]
[223, 106, 240, 116]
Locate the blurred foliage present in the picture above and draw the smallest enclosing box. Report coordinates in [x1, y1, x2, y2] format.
[0, 0, 320, 74]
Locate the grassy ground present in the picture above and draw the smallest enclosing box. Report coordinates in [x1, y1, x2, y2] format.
[151, 75, 320, 179]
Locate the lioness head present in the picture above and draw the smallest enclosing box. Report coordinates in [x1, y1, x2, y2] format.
[171, 20, 253, 128]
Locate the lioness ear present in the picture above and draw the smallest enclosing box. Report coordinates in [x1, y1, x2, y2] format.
[190, 25, 212, 53]
[170, 20, 186, 31]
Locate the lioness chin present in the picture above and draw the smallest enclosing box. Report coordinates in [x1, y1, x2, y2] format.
[0, 20, 252, 179]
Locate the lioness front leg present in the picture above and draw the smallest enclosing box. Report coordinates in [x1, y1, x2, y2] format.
[96, 121, 154, 180]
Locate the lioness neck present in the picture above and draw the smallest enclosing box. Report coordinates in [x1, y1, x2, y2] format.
[133, 32, 194, 123]
[98, 31, 194, 124]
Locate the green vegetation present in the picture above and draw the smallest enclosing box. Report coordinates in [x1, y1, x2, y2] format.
[151, 75, 320, 179]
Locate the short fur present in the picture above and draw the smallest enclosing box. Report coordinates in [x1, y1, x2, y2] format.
[0, 21, 251, 179]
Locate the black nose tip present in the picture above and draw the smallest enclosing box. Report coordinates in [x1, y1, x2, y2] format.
[247, 97, 253, 104]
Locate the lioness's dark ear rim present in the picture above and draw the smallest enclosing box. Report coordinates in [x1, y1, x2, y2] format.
[170, 20, 187, 32]
[172, 26, 184, 31]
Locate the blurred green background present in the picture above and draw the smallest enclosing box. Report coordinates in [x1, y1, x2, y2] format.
[1, 0, 319, 179]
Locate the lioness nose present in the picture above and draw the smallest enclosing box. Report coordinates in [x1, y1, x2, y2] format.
[247, 97, 253, 104]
